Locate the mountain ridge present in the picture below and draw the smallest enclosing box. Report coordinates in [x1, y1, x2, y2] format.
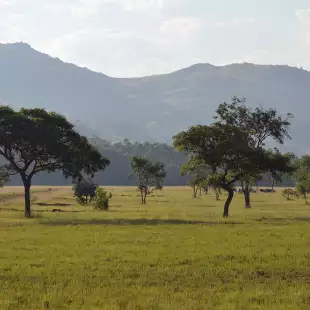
[0, 42, 309, 152]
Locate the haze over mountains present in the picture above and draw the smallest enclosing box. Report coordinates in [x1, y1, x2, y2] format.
[0, 42, 309, 153]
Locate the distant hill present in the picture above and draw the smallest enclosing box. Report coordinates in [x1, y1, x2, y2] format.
[0, 42, 309, 153]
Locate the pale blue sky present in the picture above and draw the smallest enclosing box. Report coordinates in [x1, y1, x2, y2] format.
[0, 0, 309, 77]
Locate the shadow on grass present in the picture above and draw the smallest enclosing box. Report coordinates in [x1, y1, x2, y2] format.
[0, 208, 87, 213]
[256, 216, 310, 223]
[42, 218, 244, 226]
[36, 203, 72, 207]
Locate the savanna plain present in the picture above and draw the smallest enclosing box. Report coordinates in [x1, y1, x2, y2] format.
[1, 186, 310, 309]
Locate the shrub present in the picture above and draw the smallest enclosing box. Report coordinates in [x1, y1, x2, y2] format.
[73, 179, 98, 205]
[281, 188, 299, 200]
[93, 187, 112, 211]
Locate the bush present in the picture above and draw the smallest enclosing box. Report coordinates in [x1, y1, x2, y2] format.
[73, 179, 97, 205]
[93, 187, 112, 211]
[281, 188, 299, 200]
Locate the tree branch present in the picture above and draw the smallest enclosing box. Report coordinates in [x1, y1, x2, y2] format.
[228, 173, 243, 185]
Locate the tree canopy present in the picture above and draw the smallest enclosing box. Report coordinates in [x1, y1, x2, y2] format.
[294, 155, 310, 204]
[0, 106, 110, 217]
[173, 123, 264, 216]
[180, 156, 209, 198]
[213, 97, 293, 208]
[130, 156, 166, 204]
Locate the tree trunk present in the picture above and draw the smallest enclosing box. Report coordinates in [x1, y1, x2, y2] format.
[221, 183, 234, 217]
[244, 186, 251, 209]
[193, 186, 197, 199]
[143, 189, 147, 204]
[23, 180, 31, 218]
[304, 193, 308, 205]
[140, 189, 144, 204]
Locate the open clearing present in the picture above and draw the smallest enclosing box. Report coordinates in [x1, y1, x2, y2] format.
[1, 186, 310, 309]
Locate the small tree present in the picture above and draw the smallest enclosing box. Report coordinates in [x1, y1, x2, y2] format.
[295, 156, 310, 204]
[0, 106, 110, 218]
[180, 156, 209, 199]
[240, 175, 261, 208]
[296, 181, 310, 204]
[265, 149, 295, 190]
[130, 156, 166, 204]
[73, 178, 98, 205]
[93, 187, 112, 211]
[206, 173, 222, 201]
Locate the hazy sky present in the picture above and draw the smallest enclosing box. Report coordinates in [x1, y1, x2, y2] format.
[0, 0, 310, 77]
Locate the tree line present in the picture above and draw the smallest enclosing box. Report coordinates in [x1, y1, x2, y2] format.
[0, 98, 308, 218]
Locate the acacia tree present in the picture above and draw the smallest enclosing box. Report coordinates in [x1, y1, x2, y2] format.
[214, 97, 293, 208]
[0, 106, 110, 218]
[180, 156, 209, 198]
[130, 156, 166, 204]
[173, 123, 263, 217]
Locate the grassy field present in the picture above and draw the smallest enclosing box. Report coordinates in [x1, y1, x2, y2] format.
[1, 186, 310, 309]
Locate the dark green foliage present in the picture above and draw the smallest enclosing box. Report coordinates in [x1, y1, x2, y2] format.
[214, 97, 293, 208]
[0, 106, 110, 217]
[214, 96, 293, 147]
[93, 187, 112, 211]
[73, 179, 98, 205]
[174, 123, 261, 216]
[264, 149, 295, 189]
[130, 156, 166, 204]
[173, 98, 294, 216]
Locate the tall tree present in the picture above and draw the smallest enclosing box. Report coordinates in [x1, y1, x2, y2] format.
[0, 106, 110, 217]
[173, 123, 262, 217]
[214, 97, 293, 208]
[130, 156, 166, 204]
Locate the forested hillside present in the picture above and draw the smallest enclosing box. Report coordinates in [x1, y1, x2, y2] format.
[4, 138, 189, 186]
[3, 137, 294, 187]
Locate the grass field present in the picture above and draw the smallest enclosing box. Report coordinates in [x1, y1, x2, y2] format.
[1, 186, 310, 309]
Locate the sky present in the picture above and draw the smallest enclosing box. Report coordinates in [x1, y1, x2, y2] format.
[0, 0, 310, 77]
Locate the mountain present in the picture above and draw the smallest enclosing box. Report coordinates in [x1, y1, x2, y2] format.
[0, 42, 309, 153]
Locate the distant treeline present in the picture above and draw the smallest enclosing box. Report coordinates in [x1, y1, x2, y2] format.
[3, 137, 295, 187]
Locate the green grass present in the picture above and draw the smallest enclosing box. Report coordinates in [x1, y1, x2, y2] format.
[1, 187, 310, 309]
